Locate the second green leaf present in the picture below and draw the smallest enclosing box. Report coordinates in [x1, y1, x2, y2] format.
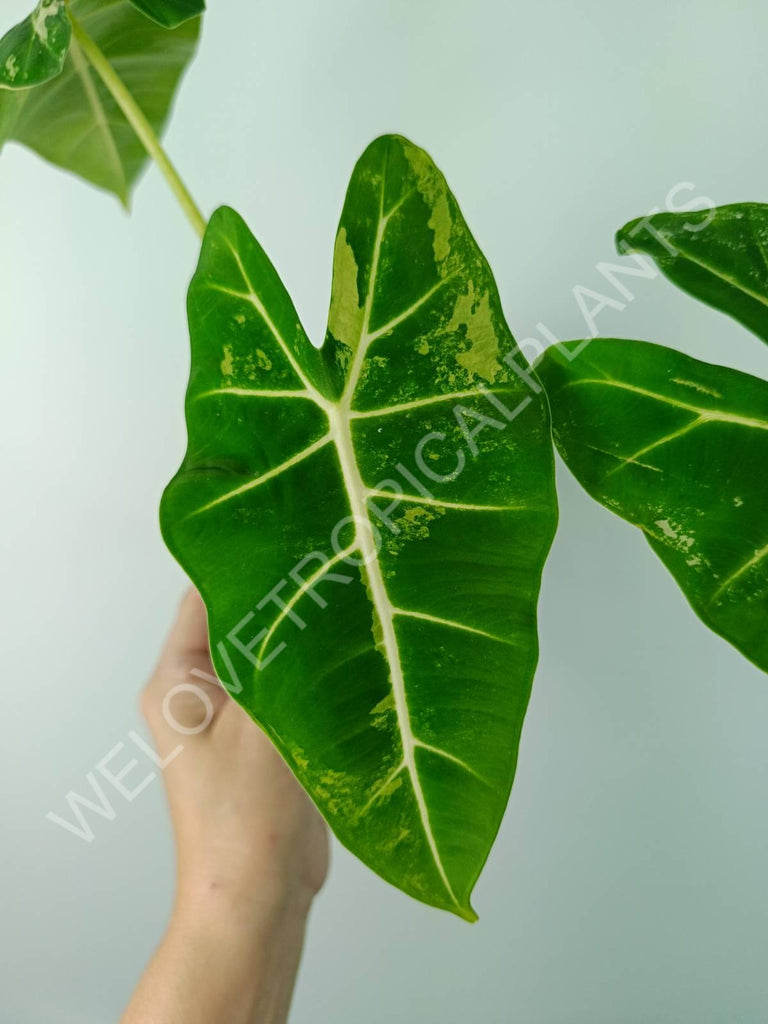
[538, 337, 768, 673]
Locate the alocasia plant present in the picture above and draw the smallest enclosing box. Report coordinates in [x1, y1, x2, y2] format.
[3, 0, 765, 925]
[0, 0, 203, 223]
[2, 0, 558, 918]
[160, 135, 558, 919]
[537, 338, 768, 673]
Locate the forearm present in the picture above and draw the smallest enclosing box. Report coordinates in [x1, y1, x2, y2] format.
[122, 889, 310, 1024]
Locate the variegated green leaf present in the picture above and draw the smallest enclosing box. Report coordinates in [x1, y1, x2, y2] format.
[538, 337, 768, 673]
[0, 0, 200, 203]
[0, 0, 71, 89]
[161, 135, 557, 919]
[617, 203, 768, 349]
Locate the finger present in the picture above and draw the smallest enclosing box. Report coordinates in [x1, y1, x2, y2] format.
[158, 587, 211, 671]
[143, 589, 229, 736]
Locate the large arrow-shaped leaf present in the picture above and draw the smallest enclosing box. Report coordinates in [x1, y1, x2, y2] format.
[617, 203, 768, 349]
[538, 337, 768, 673]
[0, 0, 200, 203]
[161, 135, 557, 919]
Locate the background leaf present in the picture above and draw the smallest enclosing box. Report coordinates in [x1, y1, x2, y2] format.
[0, 0, 71, 89]
[0, 0, 200, 203]
[617, 204, 768, 348]
[538, 337, 768, 673]
[161, 136, 558, 919]
[128, 0, 205, 29]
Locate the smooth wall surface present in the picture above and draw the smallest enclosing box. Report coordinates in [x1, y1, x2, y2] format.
[2, 1, 767, 1020]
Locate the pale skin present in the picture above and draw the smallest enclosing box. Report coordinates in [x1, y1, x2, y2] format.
[122, 590, 329, 1024]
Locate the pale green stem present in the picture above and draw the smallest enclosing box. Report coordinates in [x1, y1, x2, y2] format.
[67, 10, 206, 239]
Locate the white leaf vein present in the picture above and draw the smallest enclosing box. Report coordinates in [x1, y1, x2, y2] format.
[186, 434, 332, 516]
[367, 488, 525, 513]
[711, 542, 768, 603]
[393, 607, 517, 646]
[257, 543, 358, 661]
[568, 377, 768, 431]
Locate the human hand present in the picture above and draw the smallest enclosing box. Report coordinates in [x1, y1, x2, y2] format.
[124, 589, 329, 1024]
[141, 587, 329, 915]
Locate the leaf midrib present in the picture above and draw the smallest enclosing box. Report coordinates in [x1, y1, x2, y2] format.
[330, 162, 463, 911]
[326, 403, 461, 909]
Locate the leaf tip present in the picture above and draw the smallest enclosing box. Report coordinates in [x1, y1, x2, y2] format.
[458, 903, 479, 924]
[615, 215, 643, 256]
[359, 131, 422, 168]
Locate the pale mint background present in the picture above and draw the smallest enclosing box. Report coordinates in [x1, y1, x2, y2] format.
[1, 0, 767, 1021]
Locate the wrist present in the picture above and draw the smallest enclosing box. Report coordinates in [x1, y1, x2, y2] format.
[157, 876, 312, 1024]
[174, 863, 316, 932]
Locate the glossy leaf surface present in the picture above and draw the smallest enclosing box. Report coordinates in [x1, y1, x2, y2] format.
[0, 0, 71, 89]
[129, 0, 204, 29]
[162, 136, 557, 919]
[539, 337, 768, 673]
[617, 204, 768, 348]
[0, 0, 200, 202]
